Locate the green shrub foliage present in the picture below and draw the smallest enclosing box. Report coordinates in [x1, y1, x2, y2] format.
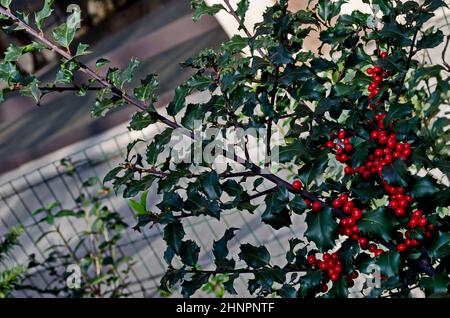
[1, 0, 450, 297]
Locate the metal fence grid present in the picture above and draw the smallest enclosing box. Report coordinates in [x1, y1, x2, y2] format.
[0, 127, 305, 298]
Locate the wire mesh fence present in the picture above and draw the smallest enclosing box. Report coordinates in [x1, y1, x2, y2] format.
[0, 126, 306, 298]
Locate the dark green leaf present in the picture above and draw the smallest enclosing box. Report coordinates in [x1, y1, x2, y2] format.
[238, 244, 270, 269]
[358, 207, 393, 241]
[381, 159, 409, 188]
[179, 240, 200, 267]
[163, 221, 185, 254]
[305, 206, 338, 252]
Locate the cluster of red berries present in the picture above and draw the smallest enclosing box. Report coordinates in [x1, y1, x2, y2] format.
[332, 194, 363, 238]
[343, 114, 412, 180]
[396, 222, 434, 252]
[384, 182, 413, 217]
[324, 129, 353, 164]
[307, 252, 359, 291]
[366, 51, 391, 108]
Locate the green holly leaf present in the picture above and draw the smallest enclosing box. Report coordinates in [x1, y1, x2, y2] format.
[298, 270, 322, 297]
[213, 228, 238, 270]
[198, 171, 222, 201]
[305, 206, 338, 252]
[410, 176, 440, 199]
[239, 244, 270, 269]
[0, 0, 12, 8]
[146, 129, 173, 164]
[221, 35, 248, 54]
[163, 221, 185, 254]
[74, 43, 91, 57]
[350, 141, 371, 168]
[128, 111, 157, 131]
[416, 28, 444, 50]
[299, 154, 329, 186]
[128, 199, 147, 216]
[326, 276, 348, 298]
[191, 0, 225, 22]
[179, 240, 200, 267]
[20, 78, 42, 103]
[430, 232, 450, 260]
[420, 272, 450, 296]
[358, 207, 393, 241]
[4, 43, 24, 62]
[376, 250, 400, 278]
[181, 272, 210, 298]
[381, 159, 409, 188]
[95, 58, 110, 70]
[276, 139, 311, 163]
[339, 239, 360, 268]
[167, 85, 190, 116]
[261, 188, 291, 230]
[35, 0, 54, 30]
[236, 0, 249, 29]
[52, 9, 81, 48]
[134, 74, 159, 103]
[289, 196, 309, 215]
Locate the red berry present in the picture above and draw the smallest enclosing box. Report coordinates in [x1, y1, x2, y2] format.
[425, 231, 432, 238]
[326, 141, 334, 148]
[347, 217, 356, 227]
[374, 249, 383, 257]
[330, 273, 339, 282]
[384, 154, 393, 164]
[395, 208, 405, 217]
[351, 271, 359, 279]
[307, 255, 316, 265]
[321, 283, 329, 293]
[318, 260, 327, 269]
[343, 202, 353, 214]
[398, 199, 408, 208]
[339, 154, 349, 162]
[305, 199, 312, 206]
[375, 149, 384, 157]
[338, 130, 346, 139]
[362, 171, 371, 180]
[367, 68, 374, 75]
[352, 208, 363, 220]
[389, 201, 398, 209]
[344, 144, 353, 152]
[369, 244, 377, 253]
[412, 210, 422, 219]
[374, 75, 383, 83]
[334, 264, 343, 274]
[419, 217, 428, 227]
[344, 227, 353, 236]
[339, 194, 349, 203]
[370, 131, 379, 139]
[409, 218, 419, 227]
[359, 237, 368, 249]
[344, 166, 353, 175]
[428, 224, 434, 231]
[312, 201, 322, 212]
[292, 180, 302, 191]
[332, 198, 343, 209]
[373, 66, 382, 74]
[387, 139, 396, 149]
[397, 243, 406, 252]
[380, 51, 388, 59]
[405, 239, 413, 246]
[379, 135, 388, 144]
[403, 148, 411, 157]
